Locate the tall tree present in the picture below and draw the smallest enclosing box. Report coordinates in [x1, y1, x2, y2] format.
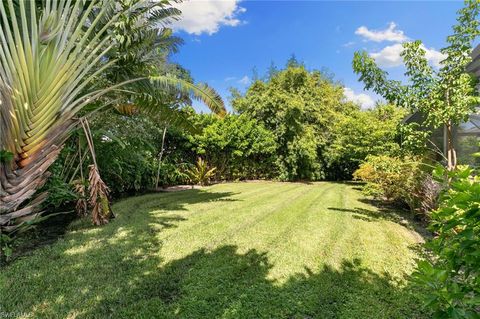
[352, 0, 480, 169]
[232, 64, 353, 180]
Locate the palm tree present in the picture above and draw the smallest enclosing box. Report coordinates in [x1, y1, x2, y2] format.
[0, 0, 225, 232]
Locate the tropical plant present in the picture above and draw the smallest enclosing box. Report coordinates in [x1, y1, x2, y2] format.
[414, 165, 480, 318]
[352, 0, 480, 170]
[0, 0, 225, 234]
[186, 158, 217, 186]
[102, 0, 226, 120]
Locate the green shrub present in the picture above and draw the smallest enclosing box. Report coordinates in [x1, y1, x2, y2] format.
[156, 163, 190, 187]
[327, 104, 406, 180]
[90, 112, 194, 194]
[414, 166, 480, 318]
[353, 155, 435, 213]
[42, 175, 78, 209]
[191, 114, 277, 180]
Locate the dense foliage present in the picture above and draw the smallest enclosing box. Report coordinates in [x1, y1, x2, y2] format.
[415, 166, 480, 318]
[91, 112, 168, 195]
[327, 105, 406, 180]
[191, 114, 277, 180]
[41, 62, 406, 199]
[233, 65, 359, 180]
[353, 155, 439, 214]
[42, 65, 408, 202]
[44, 110, 278, 198]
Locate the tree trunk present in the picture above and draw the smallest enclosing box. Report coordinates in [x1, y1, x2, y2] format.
[155, 127, 168, 189]
[446, 121, 457, 170]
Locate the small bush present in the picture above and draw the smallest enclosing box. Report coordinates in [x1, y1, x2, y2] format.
[186, 158, 216, 186]
[353, 155, 438, 214]
[156, 163, 190, 187]
[414, 166, 480, 318]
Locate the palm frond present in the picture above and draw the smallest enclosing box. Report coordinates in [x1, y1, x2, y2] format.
[150, 76, 227, 116]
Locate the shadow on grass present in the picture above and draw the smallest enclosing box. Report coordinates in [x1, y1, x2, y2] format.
[125, 189, 240, 212]
[80, 246, 426, 319]
[5, 189, 239, 265]
[327, 198, 430, 239]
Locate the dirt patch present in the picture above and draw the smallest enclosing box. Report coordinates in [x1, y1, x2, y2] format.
[157, 185, 201, 192]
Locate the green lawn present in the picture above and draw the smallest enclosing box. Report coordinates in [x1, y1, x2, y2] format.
[0, 182, 427, 318]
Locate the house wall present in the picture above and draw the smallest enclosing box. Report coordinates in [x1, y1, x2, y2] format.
[466, 44, 480, 79]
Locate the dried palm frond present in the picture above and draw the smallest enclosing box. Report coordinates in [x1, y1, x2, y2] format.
[72, 179, 88, 217]
[88, 165, 112, 225]
[115, 103, 139, 116]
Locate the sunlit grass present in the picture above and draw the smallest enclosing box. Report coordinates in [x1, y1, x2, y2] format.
[0, 182, 427, 318]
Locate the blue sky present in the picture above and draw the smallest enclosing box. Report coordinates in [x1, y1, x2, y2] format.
[170, 0, 466, 112]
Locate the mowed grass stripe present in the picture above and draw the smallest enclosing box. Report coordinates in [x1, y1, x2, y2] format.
[201, 183, 332, 250]
[155, 182, 300, 238]
[226, 183, 336, 253]
[116, 181, 277, 217]
[263, 183, 348, 280]
[157, 183, 310, 261]
[110, 182, 286, 239]
[321, 185, 420, 277]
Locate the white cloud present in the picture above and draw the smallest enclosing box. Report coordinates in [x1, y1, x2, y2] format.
[423, 46, 446, 68]
[353, 21, 446, 68]
[370, 43, 446, 68]
[343, 87, 376, 109]
[224, 76, 236, 82]
[370, 43, 404, 67]
[355, 22, 408, 43]
[238, 75, 250, 85]
[342, 41, 356, 48]
[172, 0, 246, 35]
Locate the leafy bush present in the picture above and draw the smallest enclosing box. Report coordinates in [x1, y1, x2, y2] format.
[156, 162, 190, 187]
[353, 155, 437, 214]
[42, 175, 78, 209]
[327, 104, 406, 180]
[414, 166, 480, 318]
[191, 114, 277, 180]
[90, 111, 194, 194]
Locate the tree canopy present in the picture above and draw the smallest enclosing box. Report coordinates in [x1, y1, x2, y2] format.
[232, 65, 356, 180]
[352, 0, 480, 169]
